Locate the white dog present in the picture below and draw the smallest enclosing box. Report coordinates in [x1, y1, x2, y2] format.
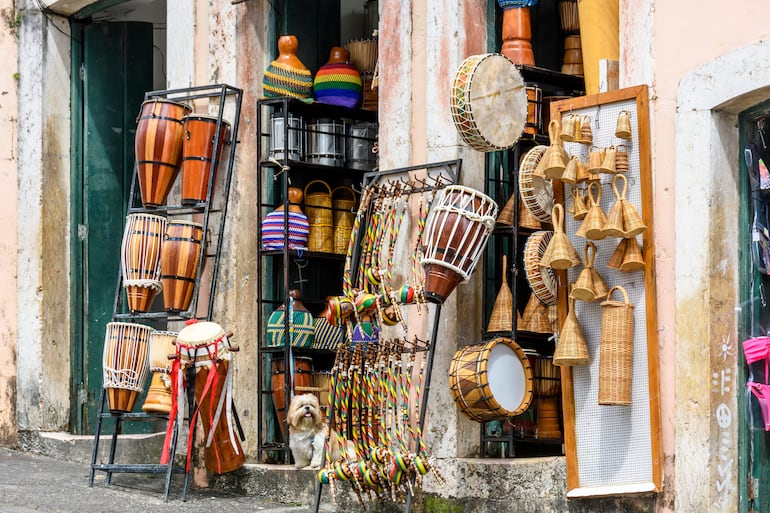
[287, 393, 341, 469]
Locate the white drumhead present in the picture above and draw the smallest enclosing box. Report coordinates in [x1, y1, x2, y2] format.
[487, 342, 527, 412]
[467, 55, 527, 149]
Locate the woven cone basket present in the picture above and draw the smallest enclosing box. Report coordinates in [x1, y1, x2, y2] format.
[607, 238, 628, 270]
[571, 242, 599, 301]
[543, 119, 568, 179]
[487, 255, 520, 333]
[521, 294, 551, 334]
[621, 199, 648, 238]
[519, 199, 542, 230]
[599, 145, 617, 174]
[541, 204, 581, 269]
[553, 295, 590, 366]
[602, 174, 628, 238]
[598, 286, 635, 406]
[497, 194, 515, 227]
[620, 237, 645, 272]
[561, 155, 580, 185]
[576, 182, 607, 240]
[572, 187, 589, 220]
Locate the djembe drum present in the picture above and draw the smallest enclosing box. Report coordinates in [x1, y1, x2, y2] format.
[121, 213, 167, 313]
[449, 337, 533, 422]
[176, 321, 244, 474]
[135, 98, 192, 208]
[160, 220, 204, 313]
[421, 185, 498, 303]
[102, 322, 153, 412]
[141, 330, 178, 414]
[180, 114, 231, 205]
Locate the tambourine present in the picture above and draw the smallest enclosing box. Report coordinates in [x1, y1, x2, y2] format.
[524, 230, 558, 305]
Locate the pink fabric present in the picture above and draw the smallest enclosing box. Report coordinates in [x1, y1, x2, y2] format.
[748, 382, 770, 431]
[743, 336, 770, 383]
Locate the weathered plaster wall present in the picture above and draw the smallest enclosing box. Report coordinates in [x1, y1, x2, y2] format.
[16, 2, 71, 432]
[0, 0, 19, 446]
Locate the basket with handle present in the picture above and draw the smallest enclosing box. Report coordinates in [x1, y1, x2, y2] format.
[598, 285, 635, 405]
[304, 180, 333, 253]
[332, 186, 357, 254]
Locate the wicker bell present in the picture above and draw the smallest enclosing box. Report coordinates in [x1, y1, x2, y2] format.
[560, 114, 577, 143]
[616, 110, 632, 139]
[621, 198, 648, 238]
[572, 187, 589, 221]
[598, 286, 635, 406]
[576, 182, 608, 240]
[540, 119, 569, 179]
[561, 155, 581, 185]
[620, 237, 645, 272]
[570, 241, 609, 301]
[521, 294, 552, 334]
[599, 145, 617, 174]
[587, 146, 604, 175]
[553, 294, 590, 366]
[497, 194, 515, 227]
[615, 144, 629, 173]
[540, 204, 581, 269]
[487, 255, 522, 333]
[579, 115, 593, 145]
[603, 174, 628, 238]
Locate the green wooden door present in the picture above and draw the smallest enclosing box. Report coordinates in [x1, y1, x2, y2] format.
[70, 21, 153, 434]
[284, 0, 340, 73]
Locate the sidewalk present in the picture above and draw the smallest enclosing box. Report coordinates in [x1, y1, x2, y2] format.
[0, 447, 310, 513]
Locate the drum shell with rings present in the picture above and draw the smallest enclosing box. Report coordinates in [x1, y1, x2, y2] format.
[345, 122, 378, 170]
[525, 84, 543, 135]
[269, 112, 305, 161]
[449, 337, 533, 422]
[421, 185, 498, 303]
[180, 115, 231, 205]
[306, 119, 346, 167]
[102, 321, 153, 413]
[271, 356, 314, 441]
[160, 220, 203, 313]
[141, 330, 178, 414]
[135, 98, 192, 208]
[121, 213, 167, 313]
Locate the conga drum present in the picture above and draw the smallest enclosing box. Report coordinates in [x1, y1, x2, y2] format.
[102, 322, 153, 412]
[141, 330, 177, 414]
[271, 355, 314, 440]
[160, 220, 203, 313]
[135, 98, 192, 207]
[450, 53, 527, 152]
[176, 321, 244, 474]
[421, 185, 498, 303]
[180, 115, 231, 205]
[120, 213, 167, 313]
[449, 337, 533, 422]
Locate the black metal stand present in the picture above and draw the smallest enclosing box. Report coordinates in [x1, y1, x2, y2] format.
[89, 84, 243, 501]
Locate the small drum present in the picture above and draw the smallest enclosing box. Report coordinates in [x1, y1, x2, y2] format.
[307, 119, 346, 167]
[271, 356, 314, 440]
[177, 321, 244, 474]
[121, 213, 167, 313]
[269, 112, 305, 161]
[421, 185, 498, 303]
[523, 231, 558, 305]
[135, 98, 192, 208]
[102, 322, 153, 413]
[141, 330, 177, 414]
[450, 53, 527, 152]
[160, 220, 203, 313]
[345, 122, 378, 171]
[519, 145, 554, 223]
[346, 38, 378, 74]
[449, 337, 533, 422]
[180, 114, 231, 205]
[524, 84, 543, 135]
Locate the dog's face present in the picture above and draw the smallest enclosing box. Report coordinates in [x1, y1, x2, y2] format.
[287, 393, 324, 432]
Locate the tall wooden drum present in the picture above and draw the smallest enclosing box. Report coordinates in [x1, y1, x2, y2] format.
[102, 322, 152, 412]
[135, 98, 192, 208]
[271, 356, 314, 441]
[141, 330, 177, 414]
[160, 220, 204, 313]
[180, 115, 231, 205]
[120, 213, 167, 313]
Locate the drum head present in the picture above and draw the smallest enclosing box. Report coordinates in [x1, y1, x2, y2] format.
[487, 341, 531, 413]
[177, 321, 224, 346]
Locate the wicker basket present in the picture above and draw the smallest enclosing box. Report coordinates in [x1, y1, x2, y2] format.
[570, 241, 608, 301]
[540, 204, 581, 269]
[497, 194, 515, 227]
[553, 294, 590, 366]
[304, 180, 333, 252]
[487, 255, 522, 333]
[521, 294, 552, 334]
[598, 286, 634, 405]
[332, 186, 357, 254]
[576, 181, 608, 240]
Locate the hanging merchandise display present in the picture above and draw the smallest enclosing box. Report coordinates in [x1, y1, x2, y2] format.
[553, 293, 590, 366]
[540, 204, 581, 269]
[570, 241, 609, 302]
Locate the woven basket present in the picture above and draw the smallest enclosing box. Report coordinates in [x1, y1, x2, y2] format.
[620, 237, 645, 272]
[497, 194, 515, 227]
[540, 204, 581, 269]
[524, 231, 557, 305]
[553, 294, 590, 366]
[598, 285, 635, 406]
[571, 241, 608, 301]
[571, 186, 589, 220]
[487, 255, 522, 333]
[519, 199, 542, 230]
[519, 145, 554, 223]
[304, 180, 333, 252]
[576, 181, 608, 240]
[332, 186, 357, 254]
[521, 294, 552, 334]
[603, 174, 627, 238]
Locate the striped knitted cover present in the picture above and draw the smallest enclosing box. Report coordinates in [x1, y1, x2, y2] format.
[263, 61, 314, 101]
[311, 316, 345, 350]
[261, 210, 310, 250]
[313, 62, 363, 108]
[266, 309, 315, 348]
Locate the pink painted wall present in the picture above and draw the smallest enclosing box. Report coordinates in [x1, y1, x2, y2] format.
[0, 0, 18, 446]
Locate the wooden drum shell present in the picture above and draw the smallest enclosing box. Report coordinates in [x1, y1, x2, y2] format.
[181, 115, 230, 205]
[102, 322, 152, 413]
[160, 221, 203, 313]
[271, 356, 314, 441]
[121, 213, 166, 313]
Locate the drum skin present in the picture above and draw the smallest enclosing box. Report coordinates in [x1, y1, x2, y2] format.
[449, 337, 533, 422]
[161, 221, 203, 312]
[271, 356, 314, 440]
[135, 99, 191, 207]
[181, 115, 230, 205]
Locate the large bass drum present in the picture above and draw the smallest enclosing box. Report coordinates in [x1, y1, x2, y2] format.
[449, 337, 533, 422]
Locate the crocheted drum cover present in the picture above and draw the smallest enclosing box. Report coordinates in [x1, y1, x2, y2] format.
[313, 62, 363, 108]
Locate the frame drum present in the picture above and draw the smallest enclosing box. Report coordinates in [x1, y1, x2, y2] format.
[135, 98, 192, 208]
[450, 53, 527, 152]
[180, 114, 231, 205]
[449, 337, 533, 422]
